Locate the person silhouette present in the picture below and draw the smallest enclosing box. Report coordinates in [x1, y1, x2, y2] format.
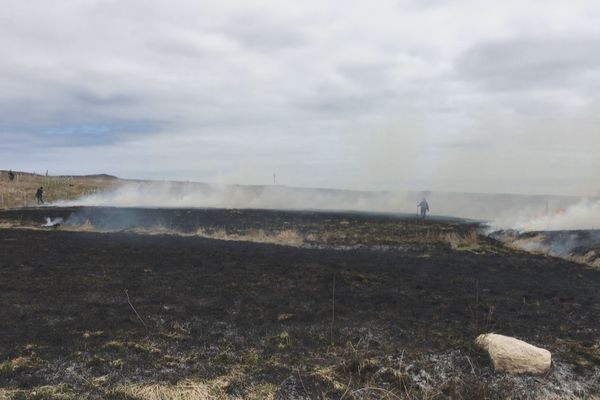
[418, 198, 429, 219]
[35, 187, 44, 204]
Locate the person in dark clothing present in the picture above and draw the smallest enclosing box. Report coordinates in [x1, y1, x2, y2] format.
[418, 198, 429, 219]
[35, 187, 44, 204]
[8, 170, 14, 181]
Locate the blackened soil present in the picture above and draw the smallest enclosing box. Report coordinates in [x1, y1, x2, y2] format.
[0, 208, 599, 399]
[0, 206, 475, 236]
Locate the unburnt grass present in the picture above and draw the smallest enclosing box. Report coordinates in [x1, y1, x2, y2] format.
[0, 207, 599, 399]
[0, 171, 117, 209]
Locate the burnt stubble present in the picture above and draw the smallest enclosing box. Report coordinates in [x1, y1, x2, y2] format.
[0, 207, 599, 399]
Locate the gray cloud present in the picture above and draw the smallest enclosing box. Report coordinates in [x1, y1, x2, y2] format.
[456, 35, 600, 92]
[1, 0, 599, 196]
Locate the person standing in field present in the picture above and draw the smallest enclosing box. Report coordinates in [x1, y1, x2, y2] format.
[35, 187, 44, 204]
[418, 198, 429, 219]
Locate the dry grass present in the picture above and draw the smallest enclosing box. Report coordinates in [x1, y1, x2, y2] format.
[0, 384, 76, 400]
[195, 227, 304, 247]
[108, 380, 229, 400]
[49, 219, 96, 233]
[441, 231, 482, 251]
[108, 377, 277, 400]
[412, 229, 483, 251]
[572, 250, 600, 268]
[497, 232, 600, 268]
[0, 170, 117, 208]
[61, 223, 305, 247]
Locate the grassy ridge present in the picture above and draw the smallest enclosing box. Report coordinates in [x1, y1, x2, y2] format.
[0, 170, 118, 209]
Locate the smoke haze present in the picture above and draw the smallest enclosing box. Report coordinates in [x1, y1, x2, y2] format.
[57, 180, 598, 230]
[512, 199, 600, 231]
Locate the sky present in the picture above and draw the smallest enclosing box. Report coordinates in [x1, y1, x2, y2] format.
[1, 0, 599, 196]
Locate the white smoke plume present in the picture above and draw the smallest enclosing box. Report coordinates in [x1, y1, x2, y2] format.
[56, 180, 589, 226]
[42, 217, 64, 227]
[58, 181, 419, 213]
[512, 199, 600, 232]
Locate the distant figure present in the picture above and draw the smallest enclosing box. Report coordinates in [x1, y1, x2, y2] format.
[418, 198, 429, 219]
[35, 187, 44, 204]
[8, 170, 15, 181]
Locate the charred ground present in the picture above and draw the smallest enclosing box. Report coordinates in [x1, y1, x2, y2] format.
[0, 207, 599, 399]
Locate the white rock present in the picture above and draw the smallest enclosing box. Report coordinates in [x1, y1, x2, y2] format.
[475, 333, 551, 375]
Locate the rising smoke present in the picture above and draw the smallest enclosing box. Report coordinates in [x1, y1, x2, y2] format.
[56, 180, 592, 229]
[59, 181, 421, 213]
[52, 181, 600, 267]
[512, 199, 600, 231]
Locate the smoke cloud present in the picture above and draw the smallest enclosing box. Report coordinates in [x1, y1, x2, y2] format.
[59, 181, 420, 213]
[512, 199, 600, 231]
[57, 180, 591, 229]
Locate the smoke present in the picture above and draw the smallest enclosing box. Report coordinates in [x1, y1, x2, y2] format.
[58, 181, 421, 213]
[512, 199, 600, 231]
[55, 180, 590, 226]
[42, 217, 64, 227]
[488, 199, 600, 267]
[51, 181, 600, 266]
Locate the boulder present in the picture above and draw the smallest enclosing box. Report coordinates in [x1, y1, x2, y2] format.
[475, 333, 551, 375]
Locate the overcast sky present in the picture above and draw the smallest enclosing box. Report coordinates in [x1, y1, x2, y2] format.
[1, 0, 599, 195]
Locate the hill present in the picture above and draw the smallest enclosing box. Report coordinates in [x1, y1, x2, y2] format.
[0, 170, 118, 209]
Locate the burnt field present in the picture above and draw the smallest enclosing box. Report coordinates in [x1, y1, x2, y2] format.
[1, 207, 600, 399]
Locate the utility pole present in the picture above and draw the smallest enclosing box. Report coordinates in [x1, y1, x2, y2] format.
[273, 173, 276, 185]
